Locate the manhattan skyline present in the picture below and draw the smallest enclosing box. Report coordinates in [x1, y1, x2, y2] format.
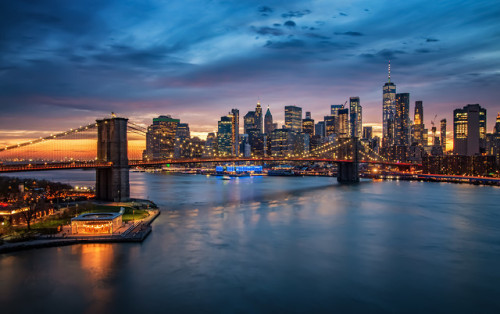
[1, 0, 499, 147]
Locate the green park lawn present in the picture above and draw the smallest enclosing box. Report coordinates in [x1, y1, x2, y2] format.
[2, 203, 151, 239]
[80, 204, 149, 222]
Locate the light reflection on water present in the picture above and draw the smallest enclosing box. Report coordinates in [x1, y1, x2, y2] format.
[77, 244, 116, 314]
[1, 171, 500, 313]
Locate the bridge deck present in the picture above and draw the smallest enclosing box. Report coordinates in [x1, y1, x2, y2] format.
[0, 158, 419, 173]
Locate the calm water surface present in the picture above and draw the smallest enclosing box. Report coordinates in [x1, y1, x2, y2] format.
[1, 170, 500, 313]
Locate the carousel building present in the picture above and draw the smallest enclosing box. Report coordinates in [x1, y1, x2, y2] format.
[71, 212, 123, 235]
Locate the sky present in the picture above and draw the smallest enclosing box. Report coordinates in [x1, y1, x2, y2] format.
[0, 0, 499, 147]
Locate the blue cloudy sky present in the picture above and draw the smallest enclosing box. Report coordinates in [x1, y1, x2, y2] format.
[0, 0, 499, 143]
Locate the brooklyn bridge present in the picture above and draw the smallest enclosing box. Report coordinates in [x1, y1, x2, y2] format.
[0, 116, 419, 201]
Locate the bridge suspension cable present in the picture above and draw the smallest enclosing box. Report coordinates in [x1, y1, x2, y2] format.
[307, 138, 354, 159]
[128, 122, 147, 134]
[0, 120, 149, 163]
[358, 141, 387, 162]
[0, 123, 98, 153]
[305, 137, 387, 163]
[127, 121, 147, 159]
[0, 123, 99, 162]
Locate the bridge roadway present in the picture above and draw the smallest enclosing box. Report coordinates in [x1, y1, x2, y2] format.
[0, 157, 419, 173]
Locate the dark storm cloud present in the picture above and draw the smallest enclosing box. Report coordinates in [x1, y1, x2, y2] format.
[252, 26, 284, 36]
[361, 49, 406, 60]
[415, 48, 431, 54]
[305, 33, 330, 40]
[281, 10, 311, 18]
[258, 6, 273, 15]
[334, 31, 364, 36]
[90, 44, 188, 68]
[284, 20, 296, 28]
[264, 39, 305, 49]
[0, 0, 105, 44]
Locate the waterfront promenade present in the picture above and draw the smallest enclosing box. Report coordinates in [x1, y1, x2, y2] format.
[0, 209, 160, 254]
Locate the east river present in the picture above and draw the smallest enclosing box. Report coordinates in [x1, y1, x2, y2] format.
[1, 170, 500, 313]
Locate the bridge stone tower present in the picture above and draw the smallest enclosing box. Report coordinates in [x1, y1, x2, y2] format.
[337, 137, 360, 183]
[96, 117, 130, 201]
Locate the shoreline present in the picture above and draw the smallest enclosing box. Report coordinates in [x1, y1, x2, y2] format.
[157, 169, 500, 186]
[0, 209, 160, 254]
[363, 173, 500, 186]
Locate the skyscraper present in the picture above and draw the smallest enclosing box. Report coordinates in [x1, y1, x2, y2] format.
[328, 103, 344, 138]
[176, 123, 190, 139]
[143, 115, 179, 160]
[338, 108, 350, 138]
[188, 137, 205, 158]
[491, 113, 500, 159]
[247, 128, 264, 157]
[264, 106, 275, 135]
[413, 101, 425, 145]
[495, 113, 500, 134]
[453, 104, 487, 156]
[244, 111, 255, 134]
[239, 134, 251, 157]
[315, 121, 325, 138]
[255, 101, 263, 134]
[174, 123, 190, 158]
[217, 116, 233, 156]
[270, 128, 292, 157]
[285, 105, 302, 132]
[349, 97, 362, 138]
[383, 61, 396, 148]
[331, 104, 344, 116]
[414, 101, 423, 125]
[302, 115, 315, 137]
[363, 126, 373, 140]
[230, 109, 239, 156]
[203, 132, 217, 157]
[324, 115, 336, 137]
[431, 126, 438, 146]
[395, 93, 410, 146]
[440, 119, 447, 152]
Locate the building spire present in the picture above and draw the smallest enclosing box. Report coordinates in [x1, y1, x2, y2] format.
[266, 105, 271, 115]
[388, 60, 391, 83]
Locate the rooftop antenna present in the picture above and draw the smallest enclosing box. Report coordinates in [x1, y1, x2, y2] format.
[388, 60, 391, 83]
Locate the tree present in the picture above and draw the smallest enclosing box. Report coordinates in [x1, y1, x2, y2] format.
[17, 192, 47, 231]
